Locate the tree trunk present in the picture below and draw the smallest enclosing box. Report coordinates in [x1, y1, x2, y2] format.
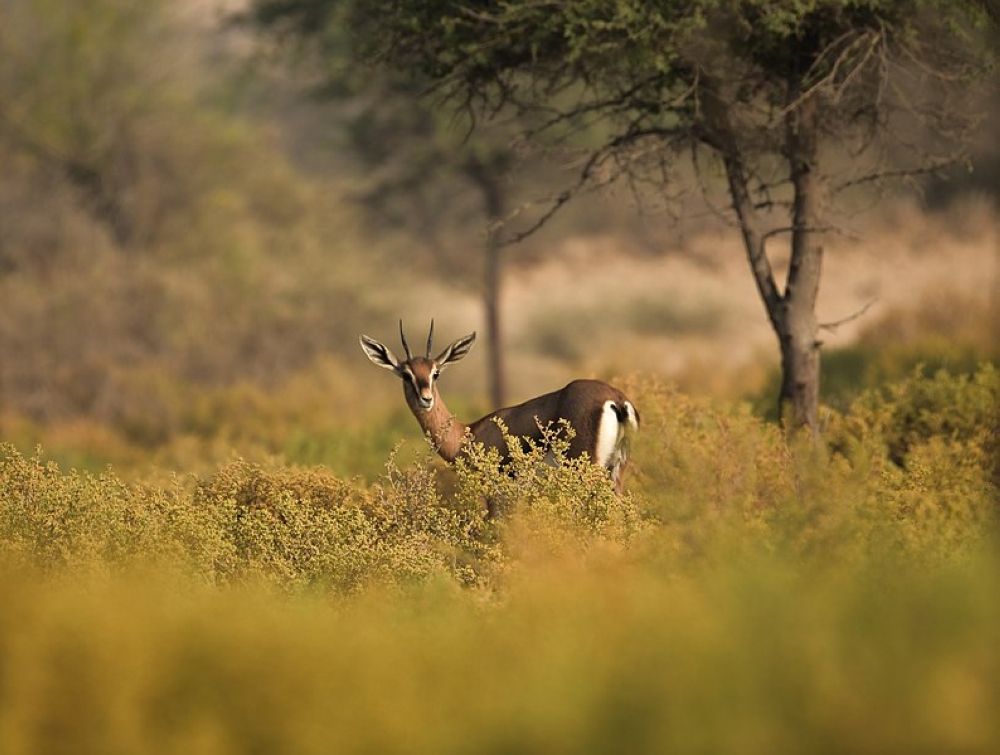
[465, 156, 509, 409]
[701, 75, 824, 436]
[779, 93, 824, 436]
[483, 190, 506, 409]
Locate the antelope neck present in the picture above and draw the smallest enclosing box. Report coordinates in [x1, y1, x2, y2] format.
[410, 387, 467, 462]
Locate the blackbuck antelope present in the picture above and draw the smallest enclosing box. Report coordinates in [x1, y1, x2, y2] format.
[360, 321, 639, 495]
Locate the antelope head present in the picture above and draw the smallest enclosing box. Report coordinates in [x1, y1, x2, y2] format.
[360, 320, 476, 412]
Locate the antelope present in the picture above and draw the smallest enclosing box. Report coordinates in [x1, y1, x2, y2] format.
[359, 321, 639, 498]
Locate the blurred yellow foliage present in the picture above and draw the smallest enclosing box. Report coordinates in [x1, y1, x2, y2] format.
[1, 364, 997, 752]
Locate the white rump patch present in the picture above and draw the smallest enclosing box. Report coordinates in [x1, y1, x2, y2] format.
[595, 401, 622, 468]
[595, 400, 639, 484]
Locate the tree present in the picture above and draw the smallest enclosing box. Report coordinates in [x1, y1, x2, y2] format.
[347, 86, 519, 410]
[251, 0, 529, 408]
[259, 0, 996, 434]
[0, 0, 197, 250]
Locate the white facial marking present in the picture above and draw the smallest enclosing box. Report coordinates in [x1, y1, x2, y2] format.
[403, 363, 436, 411]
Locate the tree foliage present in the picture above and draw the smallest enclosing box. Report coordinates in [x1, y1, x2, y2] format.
[251, 0, 561, 407]
[309, 0, 995, 433]
[330, 0, 996, 219]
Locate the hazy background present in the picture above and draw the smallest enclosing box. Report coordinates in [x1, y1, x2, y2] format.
[0, 0, 996, 478]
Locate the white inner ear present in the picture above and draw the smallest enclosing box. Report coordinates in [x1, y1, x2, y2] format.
[370, 351, 399, 371]
[381, 346, 401, 368]
[435, 333, 475, 366]
[360, 336, 398, 369]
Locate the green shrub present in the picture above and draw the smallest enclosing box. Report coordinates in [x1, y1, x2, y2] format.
[830, 363, 999, 480]
[754, 291, 998, 416]
[0, 444, 228, 581]
[195, 456, 499, 592]
[819, 341, 987, 412]
[444, 420, 647, 578]
[1, 365, 999, 753]
[624, 372, 996, 570]
[0, 434, 649, 595]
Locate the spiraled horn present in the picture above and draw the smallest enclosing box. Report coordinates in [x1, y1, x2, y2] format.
[399, 319, 412, 361]
[426, 319, 435, 357]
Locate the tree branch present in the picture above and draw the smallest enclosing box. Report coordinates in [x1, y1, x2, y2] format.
[819, 299, 877, 332]
[500, 124, 685, 246]
[832, 159, 965, 195]
[696, 75, 783, 324]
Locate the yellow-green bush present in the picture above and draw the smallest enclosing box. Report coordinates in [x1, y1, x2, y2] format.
[0, 446, 226, 582]
[842, 363, 998, 470]
[0, 365, 997, 753]
[0, 432, 639, 594]
[755, 292, 998, 416]
[196, 457, 493, 592]
[450, 420, 645, 543]
[0, 534, 995, 754]
[624, 367, 996, 567]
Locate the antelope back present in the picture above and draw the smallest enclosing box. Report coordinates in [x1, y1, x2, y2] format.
[468, 379, 637, 466]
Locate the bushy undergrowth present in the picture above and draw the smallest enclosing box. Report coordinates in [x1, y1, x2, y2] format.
[760, 291, 999, 416]
[0, 423, 645, 595]
[837, 362, 999, 470]
[0, 366, 997, 753]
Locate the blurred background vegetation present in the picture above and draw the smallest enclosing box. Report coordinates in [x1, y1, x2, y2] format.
[0, 0, 996, 480]
[0, 2, 997, 750]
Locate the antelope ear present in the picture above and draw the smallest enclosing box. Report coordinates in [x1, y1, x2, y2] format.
[435, 332, 476, 369]
[360, 334, 402, 373]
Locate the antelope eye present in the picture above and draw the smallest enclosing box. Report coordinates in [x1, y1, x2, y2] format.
[431, 369, 441, 380]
